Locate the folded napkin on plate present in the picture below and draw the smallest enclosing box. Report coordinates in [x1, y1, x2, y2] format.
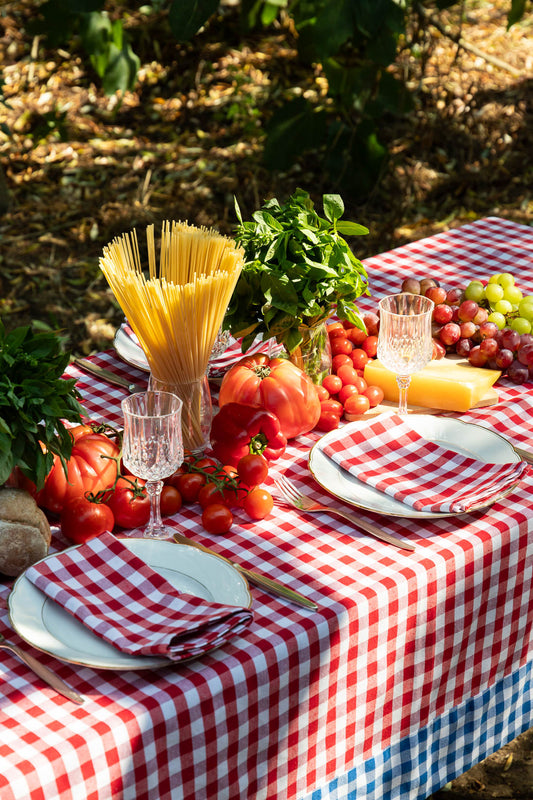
[25, 532, 253, 662]
[322, 414, 530, 514]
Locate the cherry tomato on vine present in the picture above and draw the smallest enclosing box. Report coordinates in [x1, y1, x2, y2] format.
[237, 453, 269, 487]
[201, 503, 233, 535]
[160, 485, 182, 516]
[164, 466, 188, 489]
[193, 457, 219, 474]
[198, 482, 228, 509]
[315, 384, 329, 402]
[174, 472, 207, 503]
[61, 497, 115, 544]
[243, 487, 274, 520]
[104, 477, 150, 529]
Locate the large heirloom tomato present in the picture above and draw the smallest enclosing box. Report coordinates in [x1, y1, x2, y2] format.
[33, 431, 120, 514]
[218, 354, 321, 439]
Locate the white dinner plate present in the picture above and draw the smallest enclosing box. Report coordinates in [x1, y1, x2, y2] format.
[114, 324, 150, 372]
[308, 414, 522, 520]
[8, 539, 252, 670]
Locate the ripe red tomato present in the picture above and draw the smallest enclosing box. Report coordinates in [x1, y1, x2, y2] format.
[164, 466, 188, 488]
[174, 472, 207, 503]
[351, 348, 369, 370]
[201, 503, 233, 534]
[343, 394, 371, 416]
[316, 410, 340, 431]
[242, 487, 274, 520]
[362, 335, 378, 358]
[353, 376, 368, 393]
[105, 477, 150, 529]
[61, 498, 115, 544]
[237, 453, 269, 487]
[193, 457, 219, 474]
[332, 354, 352, 372]
[330, 337, 353, 356]
[320, 399, 343, 417]
[363, 385, 385, 408]
[160, 485, 182, 516]
[336, 364, 359, 386]
[198, 482, 228, 509]
[327, 322, 345, 337]
[347, 327, 368, 345]
[38, 431, 120, 514]
[322, 374, 342, 395]
[338, 384, 358, 404]
[218, 354, 320, 439]
[315, 384, 329, 401]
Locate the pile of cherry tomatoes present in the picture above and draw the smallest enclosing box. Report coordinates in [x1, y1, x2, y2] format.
[314, 314, 384, 431]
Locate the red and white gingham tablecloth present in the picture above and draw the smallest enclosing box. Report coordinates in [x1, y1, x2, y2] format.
[1, 216, 533, 800]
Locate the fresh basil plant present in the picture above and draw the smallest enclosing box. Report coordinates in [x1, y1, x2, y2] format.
[0, 321, 84, 489]
[225, 188, 370, 354]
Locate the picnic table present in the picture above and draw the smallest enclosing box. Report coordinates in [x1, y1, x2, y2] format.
[1, 216, 533, 800]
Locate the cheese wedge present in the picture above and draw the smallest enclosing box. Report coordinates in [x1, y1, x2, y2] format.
[363, 357, 501, 413]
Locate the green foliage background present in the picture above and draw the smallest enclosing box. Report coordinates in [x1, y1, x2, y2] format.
[25, 0, 530, 197]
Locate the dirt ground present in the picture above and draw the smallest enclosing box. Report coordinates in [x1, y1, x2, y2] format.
[1, 1, 533, 796]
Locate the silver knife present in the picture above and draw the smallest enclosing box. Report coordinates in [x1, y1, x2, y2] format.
[172, 532, 318, 611]
[514, 446, 533, 464]
[71, 358, 146, 394]
[0, 634, 84, 704]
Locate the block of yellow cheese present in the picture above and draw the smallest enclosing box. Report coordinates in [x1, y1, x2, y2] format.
[363, 357, 501, 413]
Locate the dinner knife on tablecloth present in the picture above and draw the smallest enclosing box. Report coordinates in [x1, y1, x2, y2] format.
[172, 532, 318, 611]
[514, 446, 533, 464]
[71, 358, 146, 394]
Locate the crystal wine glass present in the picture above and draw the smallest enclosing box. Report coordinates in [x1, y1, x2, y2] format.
[121, 391, 184, 539]
[377, 293, 435, 415]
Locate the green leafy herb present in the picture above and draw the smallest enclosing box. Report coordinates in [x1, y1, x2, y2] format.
[0, 320, 85, 489]
[225, 188, 370, 353]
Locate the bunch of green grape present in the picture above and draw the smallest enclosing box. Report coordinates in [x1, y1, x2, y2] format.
[464, 272, 533, 334]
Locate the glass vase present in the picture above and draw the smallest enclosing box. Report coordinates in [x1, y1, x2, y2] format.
[288, 320, 332, 384]
[148, 373, 212, 454]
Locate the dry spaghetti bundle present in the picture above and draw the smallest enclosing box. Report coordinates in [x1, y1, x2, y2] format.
[100, 221, 244, 451]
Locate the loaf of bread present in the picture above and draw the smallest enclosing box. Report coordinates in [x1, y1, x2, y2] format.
[0, 488, 51, 577]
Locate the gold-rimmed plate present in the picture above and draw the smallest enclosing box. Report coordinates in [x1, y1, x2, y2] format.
[308, 415, 523, 520]
[9, 539, 252, 670]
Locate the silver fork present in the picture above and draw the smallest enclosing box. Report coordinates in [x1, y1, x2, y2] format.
[272, 474, 415, 552]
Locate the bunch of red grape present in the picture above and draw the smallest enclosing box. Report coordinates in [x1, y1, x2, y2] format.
[400, 276, 533, 385]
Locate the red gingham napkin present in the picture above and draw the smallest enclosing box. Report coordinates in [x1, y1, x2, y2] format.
[322, 414, 531, 514]
[25, 532, 253, 662]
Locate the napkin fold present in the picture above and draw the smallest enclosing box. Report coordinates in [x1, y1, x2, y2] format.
[26, 532, 253, 662]
[322, 414, 530, 514]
